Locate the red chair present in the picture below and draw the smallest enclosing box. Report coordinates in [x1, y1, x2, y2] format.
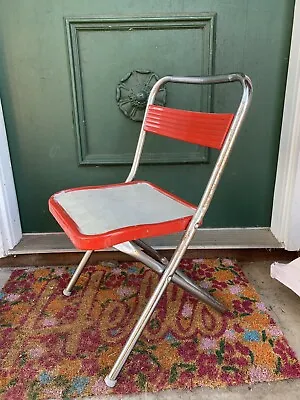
[49, 73, 252, 387]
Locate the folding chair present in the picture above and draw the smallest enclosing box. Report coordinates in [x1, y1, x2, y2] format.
[49, 73, 252, 387]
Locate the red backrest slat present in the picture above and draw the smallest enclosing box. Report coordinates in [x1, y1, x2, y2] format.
[144, 105, 234, 150]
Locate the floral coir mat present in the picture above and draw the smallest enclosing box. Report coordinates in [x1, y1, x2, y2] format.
[0, 258, 300, 399]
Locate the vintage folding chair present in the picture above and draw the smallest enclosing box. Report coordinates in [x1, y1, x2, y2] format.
[49, 73, 252, 387]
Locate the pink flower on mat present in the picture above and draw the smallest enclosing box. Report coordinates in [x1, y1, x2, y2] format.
[111, 267, 122, 275]
[43, 318, 57, 327]
[267, 325, 283, 337]
[198, 280, 211, 289]
[224, 329, 236, 340]
[229, 285, 242, 295]
[92, 377, 110, 395]
[192, 258, 205, 263]
[200, 337, 217, 350]
[117, 286, 133, 297]
[256, 302, 268, 312]
[181, 303, 193, 318]
[5, 293, 21, 302]
[43, 388, 63, 399]
[222, 258, 234, 267]
[54, 268, 66, 277]
[250, 366, 272, 383]
[29, 346, 44, 359]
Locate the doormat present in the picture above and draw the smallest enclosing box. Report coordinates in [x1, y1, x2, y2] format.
[0, 259, 300, 399]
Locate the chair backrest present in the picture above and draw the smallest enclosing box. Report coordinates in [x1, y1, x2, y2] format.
[144, 105, 234, 150]
[127, 74, 252, 182]
[126, 73, 252, 226]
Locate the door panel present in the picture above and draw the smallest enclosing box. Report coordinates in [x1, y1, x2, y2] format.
[0, 1, 295, 232]
[68, 16, 213, 165]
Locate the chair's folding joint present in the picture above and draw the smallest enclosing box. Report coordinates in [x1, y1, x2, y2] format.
[132, 239, 168, 266]
[160, 257, 169, 266]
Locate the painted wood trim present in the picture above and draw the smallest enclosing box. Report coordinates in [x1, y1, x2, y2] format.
[271, 0, 300, 251]
[8, 228, 282, 255]
[0, 98, 22, 258]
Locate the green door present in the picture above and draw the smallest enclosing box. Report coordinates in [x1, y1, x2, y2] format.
[0, 1, 294, 232]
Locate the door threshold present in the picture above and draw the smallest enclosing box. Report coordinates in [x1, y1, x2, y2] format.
[8, 227, 283, 255]
[2, 228, 297, 268]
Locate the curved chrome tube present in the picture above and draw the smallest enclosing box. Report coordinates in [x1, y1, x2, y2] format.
[126, 73, 253, 183]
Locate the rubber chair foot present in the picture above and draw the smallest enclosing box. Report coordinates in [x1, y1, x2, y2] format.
[104, 375, 117, 388]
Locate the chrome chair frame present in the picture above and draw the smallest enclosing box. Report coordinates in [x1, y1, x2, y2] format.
[61, 73, 253, 387]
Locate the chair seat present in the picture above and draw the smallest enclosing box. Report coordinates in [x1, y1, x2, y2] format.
[49, 181, 196, 250]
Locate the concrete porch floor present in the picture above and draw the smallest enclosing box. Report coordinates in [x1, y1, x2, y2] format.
[0, 260, 299, 399]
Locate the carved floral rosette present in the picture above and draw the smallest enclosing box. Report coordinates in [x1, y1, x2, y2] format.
[116, 70, 167, 122]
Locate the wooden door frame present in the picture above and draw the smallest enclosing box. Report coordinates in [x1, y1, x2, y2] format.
[0, 99, 22, 257]
[271, 0, 300, 251]
[1, 3, 300, 256]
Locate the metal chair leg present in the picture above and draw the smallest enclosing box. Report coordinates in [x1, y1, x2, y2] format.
[63, 250, 93, 296]
[105, 259, 178, 387]
[115, 242, 227, 313]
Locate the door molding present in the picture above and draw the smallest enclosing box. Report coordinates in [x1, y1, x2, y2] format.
[271, 0, 300, 251]
[1, 3, 300, 254]
[0, 99, 22, 257]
